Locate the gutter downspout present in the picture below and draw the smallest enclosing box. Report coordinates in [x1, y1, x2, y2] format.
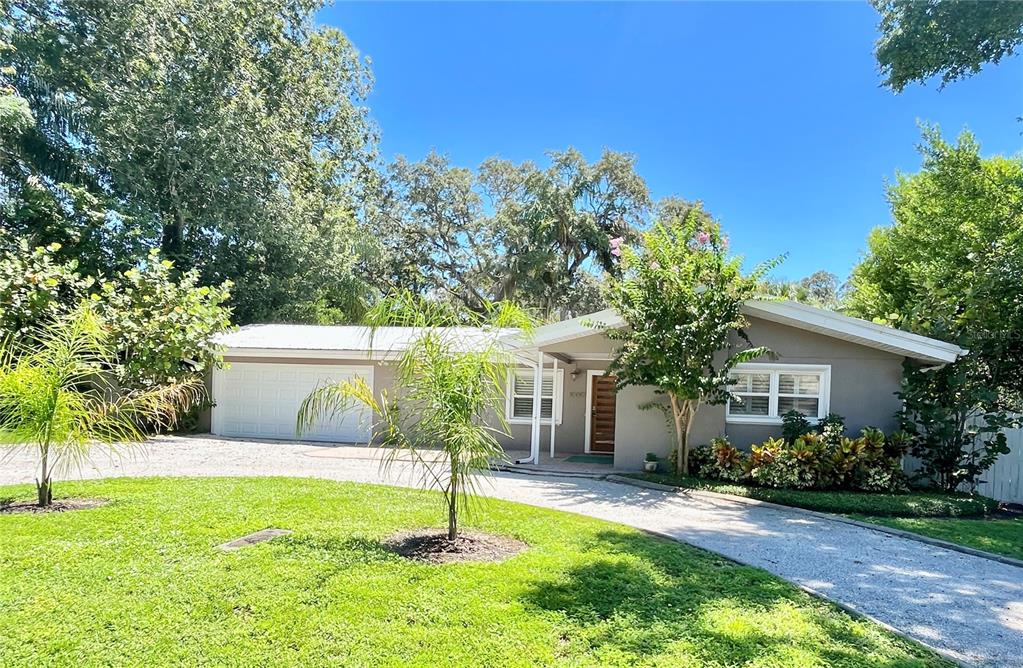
[550, 357, 558, 459]
[516, 349, 544, 465]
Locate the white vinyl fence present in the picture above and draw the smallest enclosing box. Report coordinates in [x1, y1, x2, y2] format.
[974, 421, 1023, 505]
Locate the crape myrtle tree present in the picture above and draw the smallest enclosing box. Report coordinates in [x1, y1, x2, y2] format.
[847, 129, 1022, 491]
[0, 306, 203, 506]
[604, 208, 779, 475]
[297, 292, 535, 540]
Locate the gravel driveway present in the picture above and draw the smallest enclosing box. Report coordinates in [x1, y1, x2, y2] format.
[2, 435, 1020, 667]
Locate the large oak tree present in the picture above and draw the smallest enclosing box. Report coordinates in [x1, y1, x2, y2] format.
[2, 0, 378, 324]
[372, 148, 651, 319]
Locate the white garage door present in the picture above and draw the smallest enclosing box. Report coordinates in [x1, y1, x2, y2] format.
[212, 362, 374, 443]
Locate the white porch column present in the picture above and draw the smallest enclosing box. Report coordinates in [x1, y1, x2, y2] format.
[528, 350, 544, 465]
[549, 357, 558, 458]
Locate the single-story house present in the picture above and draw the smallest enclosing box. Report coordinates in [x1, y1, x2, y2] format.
[209, 300, 964, 470]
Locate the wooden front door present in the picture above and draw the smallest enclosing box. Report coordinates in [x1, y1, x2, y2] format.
[589, 374, 617, 453]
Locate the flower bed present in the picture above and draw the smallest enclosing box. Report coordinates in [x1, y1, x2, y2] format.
[689, 412, 912, 493]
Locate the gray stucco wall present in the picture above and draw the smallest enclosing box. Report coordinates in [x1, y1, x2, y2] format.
[610, 316, 906, 470]
[214, 314, 907, 472]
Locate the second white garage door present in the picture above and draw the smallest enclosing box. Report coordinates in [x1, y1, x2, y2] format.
[212, 362, 374, 443]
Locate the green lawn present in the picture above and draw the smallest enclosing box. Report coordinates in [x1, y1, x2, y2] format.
[850, 514, 1023, 561]
[0, 477, 949, 667]
[624, 472, 997, 517]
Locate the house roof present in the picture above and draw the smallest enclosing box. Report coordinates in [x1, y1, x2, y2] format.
[218, 300, 965, 366]
[215, 324, 513, 359]
[515, 300, 965, 365]
[740, 300, 964, 365]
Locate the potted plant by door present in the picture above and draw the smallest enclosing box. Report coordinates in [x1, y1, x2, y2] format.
[643, 452, 659, 472]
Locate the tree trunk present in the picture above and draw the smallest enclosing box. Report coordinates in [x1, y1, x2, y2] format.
[670, 394, 699, 476]
[37, 443, 52, 507]
[37, 478, 52, 507]
[161, 174, 187, 267]
[447, 458, 458, 541]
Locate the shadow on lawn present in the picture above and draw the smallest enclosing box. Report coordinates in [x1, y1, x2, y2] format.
[521, 530, 940, 667]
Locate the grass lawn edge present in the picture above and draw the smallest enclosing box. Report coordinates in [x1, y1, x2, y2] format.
[0, 476, 955, 667]
[609, 474, 1023, 571]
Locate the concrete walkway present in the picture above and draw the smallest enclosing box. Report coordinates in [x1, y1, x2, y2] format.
[2, 435, 1021, 668]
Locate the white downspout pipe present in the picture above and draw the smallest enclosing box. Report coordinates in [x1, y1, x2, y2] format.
[549, 357, 558, 459]
[516, 349, 544, 465]
[529, 350, 544, 465]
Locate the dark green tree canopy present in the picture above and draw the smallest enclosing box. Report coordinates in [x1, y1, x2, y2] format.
[873, 0, 1023, 91]
[760, 270, 841, 310]
[847, 128, 1023, 408]
[846, 128, 1022, 489]
[2, 0, 378, 324]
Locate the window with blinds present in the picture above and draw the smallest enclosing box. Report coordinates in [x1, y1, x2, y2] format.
[506, 368, 563, 423]
[726, 364, 830, 423]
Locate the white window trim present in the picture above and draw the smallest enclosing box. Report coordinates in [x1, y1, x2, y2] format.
[726, 363, 831, 425]
[506, 368, 564, 425]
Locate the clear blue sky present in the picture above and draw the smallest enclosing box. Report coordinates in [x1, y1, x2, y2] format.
[321, 1, 1022, 282]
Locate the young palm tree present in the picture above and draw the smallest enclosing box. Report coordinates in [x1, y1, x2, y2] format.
[0, 306, 203, 506]
[297, 292, 534, 540]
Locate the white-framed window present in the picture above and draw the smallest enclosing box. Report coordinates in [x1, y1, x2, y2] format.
[726, 363, 830, 424]
[506, 368, 564, 424]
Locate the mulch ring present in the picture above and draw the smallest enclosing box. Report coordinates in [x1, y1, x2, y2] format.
[0, 498, 108, 515]
[385, 529, 528, 564]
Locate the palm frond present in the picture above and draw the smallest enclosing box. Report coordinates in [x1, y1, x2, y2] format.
[296, 375, 378, 439]
[0, 305, 205, 504]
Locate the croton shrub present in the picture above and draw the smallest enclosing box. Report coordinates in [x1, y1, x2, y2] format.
[690, 411, 913, 493]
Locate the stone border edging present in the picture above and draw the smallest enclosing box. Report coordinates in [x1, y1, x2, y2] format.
[606, 474, 1023, 570]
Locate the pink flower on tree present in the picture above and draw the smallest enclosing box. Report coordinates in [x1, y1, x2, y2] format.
[611, 246, 622, 257]
[696, 230, 710, 245]
[609, 236, 624, 248]
[721, 236, 729, 249]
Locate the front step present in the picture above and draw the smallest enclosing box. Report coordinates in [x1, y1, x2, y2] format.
[493, 463, 608, 479]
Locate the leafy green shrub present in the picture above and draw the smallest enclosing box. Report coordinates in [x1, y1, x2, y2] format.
[625, 471, 998, 517]
[708, 437, 746, 481]
[696, 425, 913, 494]
[781, 410, 813, 443]
[688, 444, 714, 477]
[854, 458, 908, 493]
[97, 250, 232, 390]
[0, 242, 232, 393]
[818, 413, 846, 445]
[0, 238, 96, 337]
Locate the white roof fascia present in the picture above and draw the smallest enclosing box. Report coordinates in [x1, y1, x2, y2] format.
[219, 300, 964, 366]
[504, 301, 963, 364]
[740, 300, 964, 364]
[502, 308, 624, 350]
